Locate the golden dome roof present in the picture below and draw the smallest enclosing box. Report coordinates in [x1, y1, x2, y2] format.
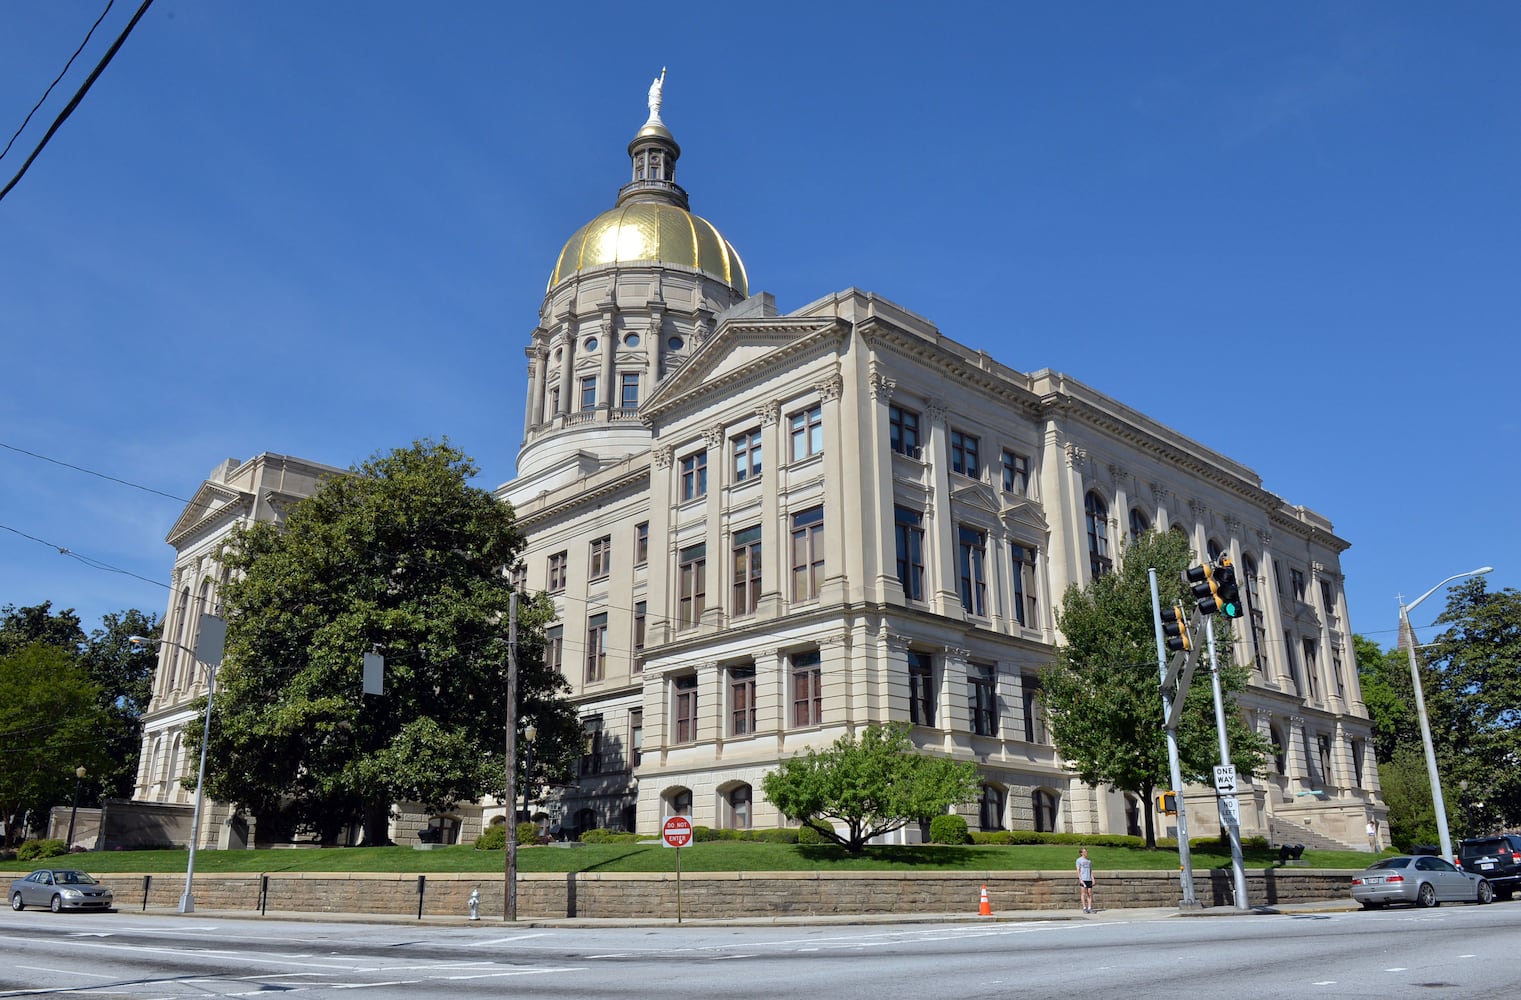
[547, 202, 748, 296]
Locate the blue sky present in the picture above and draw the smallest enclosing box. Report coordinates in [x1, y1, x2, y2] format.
[2, 1, 1515, 652]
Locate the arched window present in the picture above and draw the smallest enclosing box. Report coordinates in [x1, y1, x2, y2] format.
[1207, 538, 1225, 562]
[1271, 724, 1287, 774]
[1243, 555, 1265, 673]
[978, 785, 1005, 832]
[1125, 796, 1142, 837]
[1085, 492, 1111, 577]
[668, 788, 692, 817]
[1128, 508, 1150, 541]
[727, 784, 752, 830]
[573, 807, 598, 836]
[1033, 789, 1059, 833]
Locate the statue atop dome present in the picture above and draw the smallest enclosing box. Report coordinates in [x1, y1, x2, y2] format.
[646, 67, 666, 126]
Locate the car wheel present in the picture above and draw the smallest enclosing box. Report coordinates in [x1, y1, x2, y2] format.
[1417, 883, 1437, 908]
[10, 892, 23, 912]
[50, 894, 63, 914]
[1478, 880, 1494, 904]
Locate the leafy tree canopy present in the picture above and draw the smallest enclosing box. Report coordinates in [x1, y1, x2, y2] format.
[761, 722, 981, 853]
[1353, 633, 1415, 764]
[1040, 530, 1270, 847]
[204, 439, 577, 846]
[0, 643, 110, 846]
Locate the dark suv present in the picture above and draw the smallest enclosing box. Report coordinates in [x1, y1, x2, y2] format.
[1456, 834, 1521, 899]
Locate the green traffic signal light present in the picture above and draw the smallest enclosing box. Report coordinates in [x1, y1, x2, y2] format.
[1213, 557, 1243, 619]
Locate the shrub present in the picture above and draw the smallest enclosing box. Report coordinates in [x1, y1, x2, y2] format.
[474, 825, 506, 850]
[17, 839, 67, 861]
[577, 828, 639, 844]
[797, 822, 833, 845]
[749, 828, 799, 844]
[516, 822, 542, 846]
[929, 814, 970, 845]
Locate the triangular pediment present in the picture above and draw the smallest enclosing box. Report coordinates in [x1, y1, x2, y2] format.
[949, 479, 1001, 516]
[643, 315, 847, 418]
[165, 482, 251, 546]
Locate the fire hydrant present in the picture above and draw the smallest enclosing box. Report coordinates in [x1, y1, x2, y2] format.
[467, 887, 480, 921]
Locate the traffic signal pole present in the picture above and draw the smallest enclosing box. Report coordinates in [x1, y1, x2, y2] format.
[1204, 616, 1250, 910]
[1149, 569, 1198, 908]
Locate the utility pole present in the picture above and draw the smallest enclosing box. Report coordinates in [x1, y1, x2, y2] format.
[1204, 616, 1249, 910]
[504, 592, 519, 921]
[1150, 569, 1197, 908]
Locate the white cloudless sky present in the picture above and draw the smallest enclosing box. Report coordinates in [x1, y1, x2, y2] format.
[2, 0, 1515, 651]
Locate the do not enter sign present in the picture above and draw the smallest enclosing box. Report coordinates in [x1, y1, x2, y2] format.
[662, 815, 694, 848]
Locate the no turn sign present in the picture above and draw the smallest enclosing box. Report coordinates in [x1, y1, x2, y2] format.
[662, 815, 694, 849]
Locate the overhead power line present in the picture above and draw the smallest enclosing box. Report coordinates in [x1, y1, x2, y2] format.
[0, 0, 155, 205]
[0, 0, 116, 163]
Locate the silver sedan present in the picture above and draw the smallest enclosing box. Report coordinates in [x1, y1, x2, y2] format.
[1351, 855, 1493, 909]
[9, 869, 115, 913]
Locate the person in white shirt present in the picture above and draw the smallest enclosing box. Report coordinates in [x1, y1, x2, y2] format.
[1076, 847, 1095, 913]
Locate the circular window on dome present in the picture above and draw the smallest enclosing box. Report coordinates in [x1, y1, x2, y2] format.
[584, 337, 598, 352]
[668, 336, 685, 351]
[624, 333, 640, 348]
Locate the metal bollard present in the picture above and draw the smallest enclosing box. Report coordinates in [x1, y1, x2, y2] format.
[259, 874, 269, 915]
[141, 875, 151, 912]
[416, 875, 426, 920]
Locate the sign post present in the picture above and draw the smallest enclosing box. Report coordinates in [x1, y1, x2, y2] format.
[662, 815, 694, 923]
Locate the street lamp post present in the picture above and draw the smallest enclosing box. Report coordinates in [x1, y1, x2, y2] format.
[65, 766, 86, 848]
[1399, 567, 1492, 862]
[130, 614, 226, 914]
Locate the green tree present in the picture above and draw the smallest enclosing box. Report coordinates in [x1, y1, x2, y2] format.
[1353, 633, 1415, 764]
[761, 722, 981, 853]
[1040, 530, 1270, 848]
[0, 644, 110, 846]
[203, 440, 577, 846]
[0, 601, 86, 657]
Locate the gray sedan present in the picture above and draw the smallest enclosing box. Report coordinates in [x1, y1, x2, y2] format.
[9, 869, 114, 913]
[1351, 855, 1493, 909]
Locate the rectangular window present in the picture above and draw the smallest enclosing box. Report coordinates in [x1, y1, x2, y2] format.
[585, 613, 608, 682]
[629, 708, 642, 768]
[790, 507, 825, 602]
[894, 507, 926, 601]
[1333, 649, 1345, 699]
[1319, 579, 1338, 623]
[508, 562, 527, 592]
[731, 524, 762, 616]
[579, 375, 598, 411]
[1303, 637, 1319, 699]
[1021, 673, 1045, 743]
[730, 665, 757, 736]
[680, 451, 708, 501]
[1001, 450, 1030, 494]
[969, 663, 997, 737]
[791, 650, 823, 728]
[908, 651, 935, 726]
[546, 626, 563, 673]
[958, 525, 987, 616]
[1284, 630, 1301, 694]
[632, 601, 646, 666]
[579, 717, 603, 776]
[1291, 568, 1306, 602]
[789, 404, 824, 461]
[634, 521, 649, 566]
[589, 535, 611, 580]
[1011, 543, 1038, 627]
[731, 429, 762, 482]
[678, 543, 706, 629]
[673, 674, 698, 744]
[950, 429, 980, 478]
[548, 551, 568, 593]
[620, 372, 640, 409]
[889, 405, 920, 458]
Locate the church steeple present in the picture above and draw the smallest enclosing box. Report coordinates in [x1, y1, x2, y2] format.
[617, 67, 688, 210]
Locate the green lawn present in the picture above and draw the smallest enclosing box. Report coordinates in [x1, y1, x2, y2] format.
[8, 841, 1374, 875]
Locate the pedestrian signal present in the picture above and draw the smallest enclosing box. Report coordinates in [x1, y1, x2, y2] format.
[1156, 791, 1178, 815]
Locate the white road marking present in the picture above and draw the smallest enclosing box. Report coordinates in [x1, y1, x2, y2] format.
[16, 965, 113, 979]
[1386, 967, 1407, 972]
[463, 932, 553, 946]
[1313, 981, 1337, 986]
[441, 967, 586, 980]
[330, 981, 424, 989]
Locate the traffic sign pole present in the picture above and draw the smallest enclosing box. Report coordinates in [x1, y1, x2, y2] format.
[662, 815, 693, 923]
[1205, 617, 1249, 910]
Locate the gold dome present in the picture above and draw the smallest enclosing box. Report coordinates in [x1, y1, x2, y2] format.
[547, 202, 748, 296]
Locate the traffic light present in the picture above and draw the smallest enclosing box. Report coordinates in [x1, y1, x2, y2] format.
[1156, 791, 1177, 815]
[1186, 557, 1243, 618]
[1212, 556, 1243, 619]
[1160, 602, 1191, 652]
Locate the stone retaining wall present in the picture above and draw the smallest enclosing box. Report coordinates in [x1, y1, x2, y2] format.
[48, 868, 1355, 919]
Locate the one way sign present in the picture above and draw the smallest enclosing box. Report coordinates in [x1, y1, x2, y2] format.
[1213, 765, 1237, 795]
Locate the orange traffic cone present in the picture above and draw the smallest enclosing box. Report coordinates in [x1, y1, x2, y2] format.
[978, 884, 992, 916]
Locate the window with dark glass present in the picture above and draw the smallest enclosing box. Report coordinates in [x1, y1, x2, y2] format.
[546, 626, 563, 673]
[1011, 543, 1037, 627]
[673, 675, 698, 744]
[728, 784, 752, 829]
[730, 665, 757, 736]
[968, 663, 996, 736]
[1085, 492, 1111, 577]
[979, 785, 1004, 832]
[908, 651, 935, 726]
[1033, 789, 1058, 833]
[678, 543, 706, 629]
[731, 525, 762, 616]
[1320, 579, 1337, 623]
[732, 429, 762, 482]
[791, 650, 823, 727]
[1303, 637, 1319, 699]
[1291, 567, 1306, 601]
[894, 506, 926, 601]
[680, 451, 708, 501]
[889, 406, 920, 457]
[1245, 555, 1266, 673]
[634, 521, 649, 566]
[629, 708, 642, 768]
[1021, 673, 1045, 743]
[958, 525, 987, 616]
[1128, 507, 1150, 540]
[589, 535, 611, 580]
[548, 551, 568, 592]
[632, 601, 646, 664]
[950, 430, 980, 478]
[579, 717, 603, 776]
[585, 613, 608, 682]
[790, 507, 824, 601]
[1284, 630, 1301, 694]
[620, 372, 639, 409]
[1001, 451, 1030, 494]
[579, 375, 597, 411]
[790, 405, 823, 461]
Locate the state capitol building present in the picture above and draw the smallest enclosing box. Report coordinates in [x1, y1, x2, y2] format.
[133, 78, 1385, 853]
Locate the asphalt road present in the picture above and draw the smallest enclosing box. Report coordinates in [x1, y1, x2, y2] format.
[3, 902, 1519, 999]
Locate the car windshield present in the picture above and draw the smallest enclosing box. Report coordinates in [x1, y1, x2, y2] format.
[1368, 857, 1412, 870]
[52, 871, 96, 885]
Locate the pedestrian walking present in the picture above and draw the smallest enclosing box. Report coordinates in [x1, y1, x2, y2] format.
[1076, 847, 1095, 913]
